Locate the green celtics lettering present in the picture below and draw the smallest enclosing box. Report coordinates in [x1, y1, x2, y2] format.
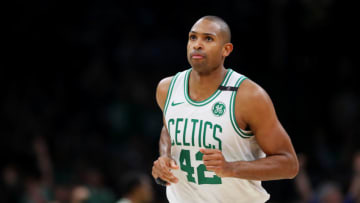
[167, 118, 222, 150]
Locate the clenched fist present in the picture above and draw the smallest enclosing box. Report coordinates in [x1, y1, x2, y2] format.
[200, 148, 233, 178]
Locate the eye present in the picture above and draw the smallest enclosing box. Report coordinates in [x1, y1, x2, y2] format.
[189, 35, 197, 40]
[205, 36, 213, 42]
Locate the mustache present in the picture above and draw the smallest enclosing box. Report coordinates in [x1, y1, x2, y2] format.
[190, 51, 206, 57]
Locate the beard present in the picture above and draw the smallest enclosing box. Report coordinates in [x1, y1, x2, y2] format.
[187, 56, 221, 75]
[187, 55, 209, 72]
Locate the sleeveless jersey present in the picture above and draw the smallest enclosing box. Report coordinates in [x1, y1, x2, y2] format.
[163, 68, 270, 203]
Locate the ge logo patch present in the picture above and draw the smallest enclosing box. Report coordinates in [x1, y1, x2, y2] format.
[212, 101, 226, 117]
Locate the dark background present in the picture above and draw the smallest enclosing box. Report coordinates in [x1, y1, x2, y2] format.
[2, 0, 359, 202]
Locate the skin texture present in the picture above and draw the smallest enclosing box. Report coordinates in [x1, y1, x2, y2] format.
[152, 16, 299, 185]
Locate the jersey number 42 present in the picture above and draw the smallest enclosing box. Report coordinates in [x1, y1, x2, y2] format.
[179, 149, 222, 184]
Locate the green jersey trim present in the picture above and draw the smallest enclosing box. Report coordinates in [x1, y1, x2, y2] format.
[229, 76, 254, 138]
[184, 68, 233, 107]
[164, 72, 181, 116]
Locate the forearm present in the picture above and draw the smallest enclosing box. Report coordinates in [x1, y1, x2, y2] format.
[228, 153, 298, 181]
[153, 126, 179, 184]
[159, 126, 171, 158]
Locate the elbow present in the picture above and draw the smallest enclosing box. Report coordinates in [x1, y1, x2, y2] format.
[288, 164, 299, 179]
[287, 155, 299, 179]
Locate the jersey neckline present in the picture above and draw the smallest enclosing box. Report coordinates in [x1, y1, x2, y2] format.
[184, 68, 233, 107]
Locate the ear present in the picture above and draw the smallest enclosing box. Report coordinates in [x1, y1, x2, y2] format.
[222, 43, 233, 57]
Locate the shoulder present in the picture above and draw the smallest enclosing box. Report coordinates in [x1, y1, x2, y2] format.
[156, 69, 187, 110]
[237, 78, 271, 104]
[157, 76, 173, 97]
[235, 78, 275, 125]
[156, 76, 174, 111]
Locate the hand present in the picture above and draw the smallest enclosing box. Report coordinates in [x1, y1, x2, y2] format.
[152, 156, 179, 185]
[200, 148, 232, 178]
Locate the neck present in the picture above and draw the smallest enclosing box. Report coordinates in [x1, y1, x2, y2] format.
[191, 65, 226, 84]
[188, 66, 227, 101]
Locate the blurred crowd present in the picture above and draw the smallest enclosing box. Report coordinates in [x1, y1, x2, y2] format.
[2, 0, 359, 202]
[1, 137, 359, 202]
[293, 153, 360, 203]
[0, 136, 155, 203]
[1, 139, 359, 203]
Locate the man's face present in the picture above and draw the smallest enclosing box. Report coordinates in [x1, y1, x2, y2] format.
[187, 19, 226, 73]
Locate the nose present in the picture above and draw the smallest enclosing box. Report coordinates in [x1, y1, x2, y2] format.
[193, 40, 203, 50]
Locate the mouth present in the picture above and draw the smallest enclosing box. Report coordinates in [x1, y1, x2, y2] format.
[190, 53, 205, 59]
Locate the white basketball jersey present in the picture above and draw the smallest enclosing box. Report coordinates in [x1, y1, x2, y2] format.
[163, 68, 270, 203]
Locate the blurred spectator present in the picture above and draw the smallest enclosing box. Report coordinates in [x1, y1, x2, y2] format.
[0, 164, 22, 202]
[70, 185, 90, 203]
[21, 136, 54, 203]
[317, 182, 343, 203]
[116, 172, 154, 203]
[347, 152, 360, 202]
[21, 176, 53, 203]
[81, 167, 116, 203]
[295, 152, 360, 203]
[294, 154, 313, 203]
[52, 184, 71, 203]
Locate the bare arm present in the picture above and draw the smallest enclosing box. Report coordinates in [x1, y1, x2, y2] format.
[232, 79, 299, 180]
[202, 79, 299, 180]
[155, 76, 173, 158]
[159, 124, 171, 158]
[152, 76, 179, 185]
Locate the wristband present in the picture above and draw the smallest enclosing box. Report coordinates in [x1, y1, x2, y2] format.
[155, 177, 168, 186]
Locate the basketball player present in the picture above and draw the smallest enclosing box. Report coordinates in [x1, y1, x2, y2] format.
[152, 15, 299, 203]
